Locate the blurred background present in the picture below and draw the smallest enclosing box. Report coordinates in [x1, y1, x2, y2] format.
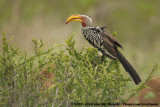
[0, 0, 160, 79]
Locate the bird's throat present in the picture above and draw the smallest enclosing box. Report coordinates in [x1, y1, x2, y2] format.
[82, 22, 87, 27]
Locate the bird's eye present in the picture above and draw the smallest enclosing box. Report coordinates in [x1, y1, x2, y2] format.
[82, 17, 87, 20]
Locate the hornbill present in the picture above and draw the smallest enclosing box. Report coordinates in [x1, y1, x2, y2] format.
[66, 14, 141, 85]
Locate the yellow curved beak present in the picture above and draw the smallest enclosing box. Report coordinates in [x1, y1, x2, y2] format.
[66, 14, 83, 24]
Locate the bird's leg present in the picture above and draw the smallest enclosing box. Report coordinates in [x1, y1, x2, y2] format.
[92, 51, 104, 66]
[97, 51, 105, 62]
[93, 51, 103, 60]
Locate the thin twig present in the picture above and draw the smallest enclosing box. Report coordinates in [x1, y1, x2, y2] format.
[52, 87, 59, 107]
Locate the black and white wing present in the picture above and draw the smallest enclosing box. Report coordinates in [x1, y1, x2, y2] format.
[82, 27, 117, 60]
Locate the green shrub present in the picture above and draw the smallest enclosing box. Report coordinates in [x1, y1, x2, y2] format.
[0, 33, 157, 107]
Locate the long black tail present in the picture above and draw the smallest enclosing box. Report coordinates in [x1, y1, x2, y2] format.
[115, 49, 141, 85]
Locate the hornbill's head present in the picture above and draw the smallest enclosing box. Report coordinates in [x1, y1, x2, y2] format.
[66, 14, 92, 27]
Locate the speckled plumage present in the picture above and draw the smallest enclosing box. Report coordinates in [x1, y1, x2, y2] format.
[82, 26, 122, 60]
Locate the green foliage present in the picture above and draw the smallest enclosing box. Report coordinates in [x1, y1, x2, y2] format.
[0, 34, 157, 106]
[144, 92, 155, 99]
